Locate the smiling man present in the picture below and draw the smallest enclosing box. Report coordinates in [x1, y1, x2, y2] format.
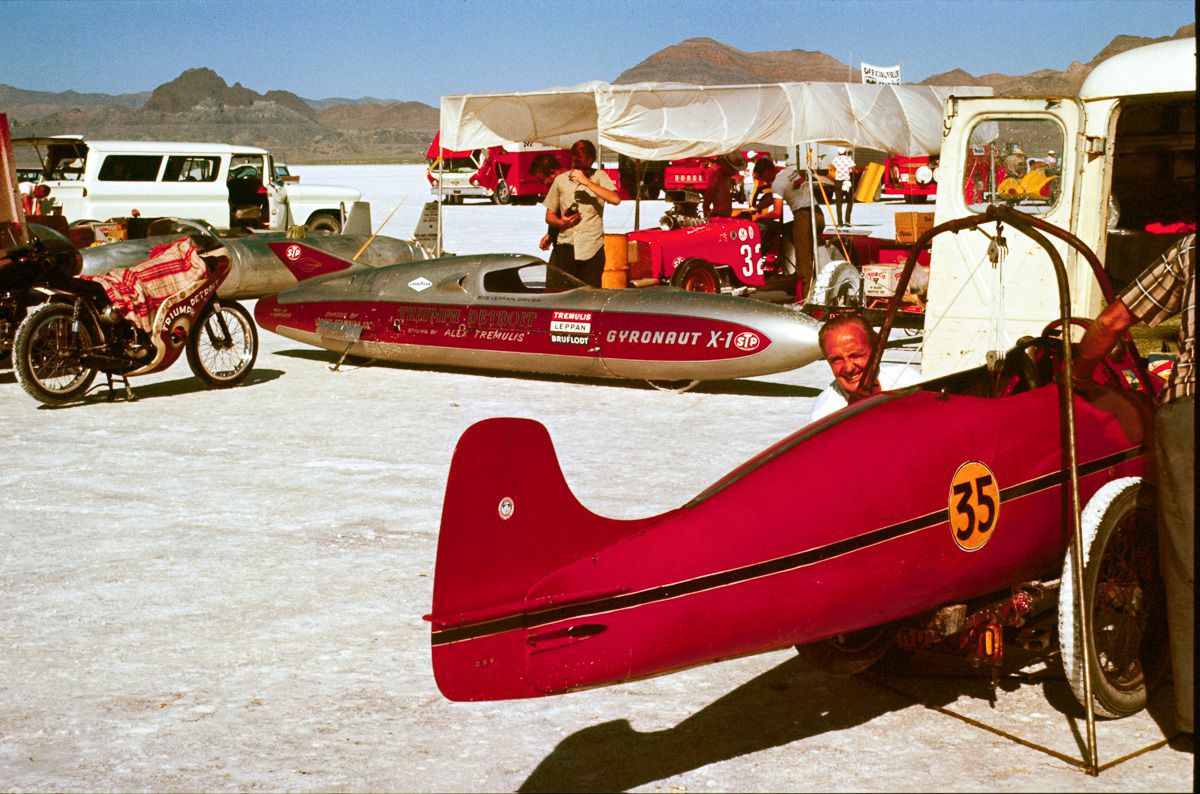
[810, 313, 922, 421]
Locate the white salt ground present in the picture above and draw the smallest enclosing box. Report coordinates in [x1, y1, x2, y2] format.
[0, 165, 1191, 792]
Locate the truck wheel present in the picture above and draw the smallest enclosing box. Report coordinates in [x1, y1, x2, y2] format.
[671, 259, 720, 293]
[492, 179, 512, 205]
[1059, 478, 1167, 718]
[307, 213, 341, 235]
[796, 625, 894, 675]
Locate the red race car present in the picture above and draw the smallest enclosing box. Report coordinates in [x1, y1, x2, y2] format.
[427, 210, 1165, 738]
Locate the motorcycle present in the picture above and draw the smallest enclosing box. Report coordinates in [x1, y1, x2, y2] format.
[1, 223, 82, 362]
[10, 235, 258, 406]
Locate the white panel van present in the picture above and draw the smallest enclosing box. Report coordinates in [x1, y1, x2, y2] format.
[19, 137, 361, 233]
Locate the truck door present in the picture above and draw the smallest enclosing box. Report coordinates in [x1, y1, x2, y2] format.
[923, 97, 1084, 379]
[264, 154, 288, 230]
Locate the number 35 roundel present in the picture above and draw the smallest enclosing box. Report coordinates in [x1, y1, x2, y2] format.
[949, 461, 1000, 551]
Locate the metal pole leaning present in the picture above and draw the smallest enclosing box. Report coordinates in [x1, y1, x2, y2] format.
[868, 205, 1105, 774]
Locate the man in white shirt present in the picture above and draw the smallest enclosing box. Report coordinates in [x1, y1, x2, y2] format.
[828, 147, 857, 228]
[810, 313, 922, 421]
[756, 164, 826, 300]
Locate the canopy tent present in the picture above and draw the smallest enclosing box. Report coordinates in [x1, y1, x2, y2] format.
[424, 131, 477, 161]
[440, 81, 994, 159]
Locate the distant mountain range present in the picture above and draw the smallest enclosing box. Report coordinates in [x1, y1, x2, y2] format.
[3, 23, 1191, 164]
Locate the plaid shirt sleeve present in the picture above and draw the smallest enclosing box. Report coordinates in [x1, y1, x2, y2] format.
[1118, 233, 1194, 328]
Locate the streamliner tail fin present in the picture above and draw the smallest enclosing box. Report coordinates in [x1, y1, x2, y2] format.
[265, 240, 357, 283]
[427, 417, 655, 700]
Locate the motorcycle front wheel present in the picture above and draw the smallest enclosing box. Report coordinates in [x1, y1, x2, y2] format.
[13, 302, 98, 406]
[186, 299, 258, 388]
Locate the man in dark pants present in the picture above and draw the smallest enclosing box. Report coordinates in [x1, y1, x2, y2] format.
[1073, 232, 1194, 742]
[542, 140, 620, 289]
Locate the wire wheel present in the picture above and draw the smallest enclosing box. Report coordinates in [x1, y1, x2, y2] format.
[1060, 479, 1167, 718]
[13, 302, 97, 405]
[186, 300, 258, 388]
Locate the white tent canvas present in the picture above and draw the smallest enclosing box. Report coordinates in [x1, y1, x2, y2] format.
[440, 81, 992, 158]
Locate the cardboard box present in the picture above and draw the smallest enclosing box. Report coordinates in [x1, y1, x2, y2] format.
[894, 212, 934, 244]
[862, 263, 903, 297]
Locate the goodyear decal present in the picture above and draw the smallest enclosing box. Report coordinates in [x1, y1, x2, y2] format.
[550, 310, 592, 346]
[949, 461, 1000, 552]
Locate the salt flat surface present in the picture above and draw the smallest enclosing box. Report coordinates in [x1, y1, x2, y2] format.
[0, 165, 1190, 792]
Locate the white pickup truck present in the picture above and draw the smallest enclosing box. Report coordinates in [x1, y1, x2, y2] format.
[17, 137, 360, 233]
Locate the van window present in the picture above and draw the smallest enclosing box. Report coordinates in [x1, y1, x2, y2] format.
[98, 155, 163, 182]
[963, 118, 1064, 215]
[163, 155, 220, 182]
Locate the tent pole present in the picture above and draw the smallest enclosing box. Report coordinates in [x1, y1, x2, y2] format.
[436, 148, 444, 257]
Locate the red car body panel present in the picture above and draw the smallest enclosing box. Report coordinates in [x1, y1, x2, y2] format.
[428, 372, 1150, 701]
[628, 218, 768, 286]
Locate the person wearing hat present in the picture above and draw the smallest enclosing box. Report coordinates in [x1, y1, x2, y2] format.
[1003, 143, 1028, 180]
[829, 146, 857, 228]
[704, 152, 746, 219]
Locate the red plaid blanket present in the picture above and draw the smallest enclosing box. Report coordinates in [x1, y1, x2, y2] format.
[81, 237, 209, 332]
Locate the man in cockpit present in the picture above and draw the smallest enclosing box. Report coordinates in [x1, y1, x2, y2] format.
[810, 312, 921, 422]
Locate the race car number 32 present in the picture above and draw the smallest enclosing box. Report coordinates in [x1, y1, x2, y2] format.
[949, 461, 999, 551]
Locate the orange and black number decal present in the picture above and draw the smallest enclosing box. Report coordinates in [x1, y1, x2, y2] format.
[949, 461, 1000, 551]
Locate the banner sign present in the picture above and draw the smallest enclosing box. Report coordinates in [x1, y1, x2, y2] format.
[861, 63, 902, 85]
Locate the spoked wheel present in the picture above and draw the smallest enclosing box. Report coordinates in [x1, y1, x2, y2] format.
[672, 259, 721, 293]
[492, 179, 512, 205]
[796, 624, 895, 675]
[828, 262, 864, 308]
[186, 299, 258, 388]
[1059, 479, 1167, 718]
[13, 302, 98, 406]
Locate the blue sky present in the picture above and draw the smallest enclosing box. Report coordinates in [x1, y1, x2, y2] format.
[2, 0, 1192, 105]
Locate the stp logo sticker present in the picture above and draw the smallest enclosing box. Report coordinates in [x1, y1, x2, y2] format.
[733, 331, 761, 352]
[949, 461, 999, 551]
[498, 497, 515, 520]
[285, 244, 302, 261]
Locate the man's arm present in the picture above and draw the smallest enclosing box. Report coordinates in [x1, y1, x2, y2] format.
[570, 170, 620, 206]
[1072, 299, 1135, 383]
[755, 196, 785, 223]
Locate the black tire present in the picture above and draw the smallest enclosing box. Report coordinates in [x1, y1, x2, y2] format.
[492, 179, 512, 205]
[186, 300, 258, 388]
[306, 213, 342, 235]
[13, 302, 98, 406]
[796, 625, 894, 675]
[671, 259, 721, 293]
[1059, 479, 1167, 718]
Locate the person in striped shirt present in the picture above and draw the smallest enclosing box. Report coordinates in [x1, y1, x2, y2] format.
[1073, 232, 1194, 741]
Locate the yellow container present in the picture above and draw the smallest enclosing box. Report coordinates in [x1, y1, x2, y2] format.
[856, 162, 885, 203]
[602, 233, 629, 289]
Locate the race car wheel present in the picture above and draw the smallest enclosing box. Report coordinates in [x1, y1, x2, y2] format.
[1059, 478, 1167, 718]
[795, 625, 894, 675]
[672, 259, 720, 293]
[13, 302, 98, 406]
[186, 300, 258, 388]
[492, 179, 512, 205]
[828, 261, 863, 308]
